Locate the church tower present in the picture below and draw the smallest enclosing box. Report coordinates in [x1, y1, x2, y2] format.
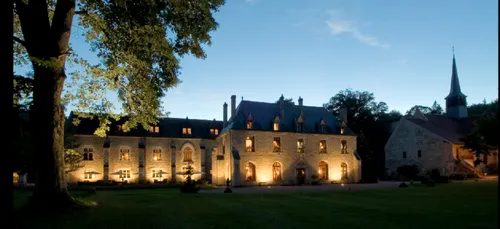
[445, 50, 468, 119]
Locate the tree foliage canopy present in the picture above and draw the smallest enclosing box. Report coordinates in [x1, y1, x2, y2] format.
[323, 89, 402, 180]
[14, 0, 226, 136]
[461, 111, 499, 166]
[406, 100, 444, 116]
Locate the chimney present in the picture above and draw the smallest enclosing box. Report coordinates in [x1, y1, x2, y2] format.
[298, 96, 303, 107]
[339, 107, 347, 124]
[231, 95, 236, 119]
[223, 102, 228, 127]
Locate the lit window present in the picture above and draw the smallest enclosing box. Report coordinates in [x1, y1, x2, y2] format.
[319, 161, 328, 180]
[341, 140, 347, 154]
[341, 163, 348, 180]
[120, 148, 130, 161]
[183, 147, 193, 162]
[153, 149, 162, 161]
[319, 140, 327, 153]
[340, 121, 345, 134]
[245, 136, 255, 152]
[84, 170, 94, 180]
[152, 170, 163, 178]
[83, 147, 94, 161]
[182, 127, 192, 135]
[247, 121, 253, 129]
[245, 162, 256, 182]
[273, 137, 281, 152]
[149, 126, 160, 133]
[297, 139, 304, 153]
[210, 128, 219, 136]
[119, 170, 131, 179]
[273, 123, 279, 131]
[272, 162, 282, 181]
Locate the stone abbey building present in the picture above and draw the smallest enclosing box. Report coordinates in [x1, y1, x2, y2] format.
[69, 96, 362, 186]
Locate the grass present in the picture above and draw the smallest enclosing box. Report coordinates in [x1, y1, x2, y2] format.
[14, 180, 498, 229]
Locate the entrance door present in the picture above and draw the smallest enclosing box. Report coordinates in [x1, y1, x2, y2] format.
[296, 168, 305, 185]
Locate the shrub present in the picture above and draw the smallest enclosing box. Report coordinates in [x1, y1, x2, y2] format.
[450, 174, 466, 180]
[397, 165, 420, 181]
[429, 169, 441, 181]
[436, 176, 450, 183]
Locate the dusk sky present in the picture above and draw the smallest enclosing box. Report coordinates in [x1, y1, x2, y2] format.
[16, 0, 499, 120]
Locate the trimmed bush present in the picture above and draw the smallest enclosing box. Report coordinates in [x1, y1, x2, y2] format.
[397, 165, 420, 181]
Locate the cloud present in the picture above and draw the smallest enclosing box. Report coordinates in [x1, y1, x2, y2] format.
[325, 10, 389, 48]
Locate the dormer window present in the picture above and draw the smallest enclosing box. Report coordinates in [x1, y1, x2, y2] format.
[320, 120, 326, 133]
[210, 128, 219, 136]
[273, 115, 280, 131]
[246, 113, 254, 129]
[296, 113, 304, 132]
[149, 126, 160, 133]
[182, 127, 192, 135]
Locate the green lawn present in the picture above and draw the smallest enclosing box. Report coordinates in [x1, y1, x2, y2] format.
[14, 181, 498, 229]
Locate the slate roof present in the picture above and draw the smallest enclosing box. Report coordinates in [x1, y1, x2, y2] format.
[221, 100, 355, 136]
[69, 113, 223, 139]
[405, 114, 477, 144]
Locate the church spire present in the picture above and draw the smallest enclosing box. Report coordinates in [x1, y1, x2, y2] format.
[445, 48, 468, 119]
[446, 48, 466, 99]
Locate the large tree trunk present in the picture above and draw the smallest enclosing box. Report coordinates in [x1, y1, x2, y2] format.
[30, 65, 75, 207]
[15, 0, 78, 207]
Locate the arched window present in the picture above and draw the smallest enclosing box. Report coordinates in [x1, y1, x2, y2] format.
[272, 162, 282, 181]
[183, 147, 193, 162]
[83, 147, 93, 161]
[341, 163, 348, 180]
[319, 161, 328, 180]
[245, 162, 256, 182]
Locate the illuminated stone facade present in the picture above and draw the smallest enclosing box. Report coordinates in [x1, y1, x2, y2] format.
[67, 95, 362, 186]
[67, 117, 221, 184]
[212, 96, 361, 186]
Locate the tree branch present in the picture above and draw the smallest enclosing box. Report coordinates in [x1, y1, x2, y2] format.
[13, 36, 26, 47]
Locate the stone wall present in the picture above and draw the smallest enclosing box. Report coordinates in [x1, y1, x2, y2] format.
[68, 135, 216, 184]
[67, 135, 106, 184]
[212, 132, 231, 185]
[385, 118, 454, 176]
[211, 130, 361, 186]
